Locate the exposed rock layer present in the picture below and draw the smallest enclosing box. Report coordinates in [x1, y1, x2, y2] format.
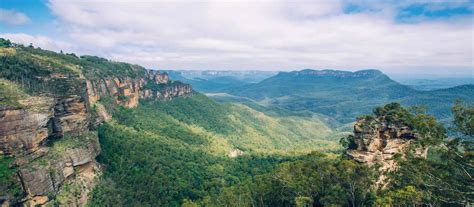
[346, 115, 420, 187]
[1, 69, 192, 206]
[86, 70, 192, 108]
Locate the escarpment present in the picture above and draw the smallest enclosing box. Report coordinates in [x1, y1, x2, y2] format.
[0, 44, 192, 206]
[86, 70, 192, 109]
[0, 92, 100, 206]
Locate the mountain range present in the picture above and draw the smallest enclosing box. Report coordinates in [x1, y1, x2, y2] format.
[0, 38, 472, 206]
[185, 69, 473, 124]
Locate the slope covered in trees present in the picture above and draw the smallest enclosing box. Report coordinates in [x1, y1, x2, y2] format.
[89, 99, 473, 206]
[221, 69, 474, 124]
[201, 102, 473, 207]
[1, 38, 471, 206]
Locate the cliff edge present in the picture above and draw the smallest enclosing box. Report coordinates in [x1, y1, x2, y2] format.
[0, 39, 192, 206]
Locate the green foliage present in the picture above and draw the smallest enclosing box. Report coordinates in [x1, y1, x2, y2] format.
[1, 38, 470, 206]
[295, 196, 313, 207]
[0, 38, 12, 47]
[140, 94, 234, 135]
[90, 95, 340, 206]
[374, 186, 423, 206]
[0, 40, 148, 98]
[79, 55, 146, 80]
[0, 45, 87, 96]
[340, 135, 357, 150]
[211, 153, 375, 207]
[0, 79, 27, 107]
[452, 100, 474, 138]
[0, 156, 23, 201]
[117, 94, 129, 101]
[379, 103, 473, 206]
[89, 121, 294, 206]
[224, 69, 473, 125]
[113, 94, 339, 154]
[181, 199, 199, 207]
[0, 54, 52, 94]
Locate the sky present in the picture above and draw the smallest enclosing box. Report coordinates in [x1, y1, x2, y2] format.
[0, 0, 473, 76]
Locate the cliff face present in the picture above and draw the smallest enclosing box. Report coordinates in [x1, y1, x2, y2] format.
[0, 89, 99, 206]
[86, 70, 192, 108]
[346, 107, 423, 187]
[347, 117, 416, 168]
[0, 45, 193, 206]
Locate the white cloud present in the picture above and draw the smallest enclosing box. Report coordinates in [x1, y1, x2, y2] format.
[21, 0, 472, 74]
[0, 8, 30, 25]
[0, 33, 74, 52]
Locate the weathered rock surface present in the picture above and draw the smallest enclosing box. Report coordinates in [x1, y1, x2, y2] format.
[346, 114, 421, 187]
[0, 93, 99, 206]
[17, 134, 101, 206]
[52, 96, 89, 136]
[19, 167, 54, 197]
[0, 96, 54, 155]
[86, 70, 192, 108]
[155, 83, 193, 101]
[228, 149, 244, 158]
[347, 118, 416, 166]
[1, 53, 191, 206]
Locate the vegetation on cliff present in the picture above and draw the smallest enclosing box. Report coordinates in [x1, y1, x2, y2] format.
[1, 38, 472, 206]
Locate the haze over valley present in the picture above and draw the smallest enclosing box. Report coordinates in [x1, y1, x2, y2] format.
[0, 1, 472, 206]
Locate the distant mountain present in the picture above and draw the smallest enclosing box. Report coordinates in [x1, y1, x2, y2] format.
[394, 77, 474, 91]
[226, 69, 473, 123]
[400, 84, 474, 122]
[162, 70, 277, 92]
[229, 69, 415, 99]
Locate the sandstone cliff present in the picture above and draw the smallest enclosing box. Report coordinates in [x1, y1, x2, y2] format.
[86, 70, 192, 109]
[0, 85, 100, 206]
[345, 104, 425, 187]
[0, 45, 193, 206]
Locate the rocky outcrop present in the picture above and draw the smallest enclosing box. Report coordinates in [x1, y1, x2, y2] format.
[0, 47, 192, 206]
[0, 95, 89, 156]
[51, 96, 89, 137]
[228, 149, 244, 158]
[347, 117, 416, 169]
[346, 107, 424, 187]
[86, 70, 192, 108]
[16, 133, 101, 206]
[0, 92, 99, 206]
[155, 83, 193, 101]
[0, 96, 55, 155]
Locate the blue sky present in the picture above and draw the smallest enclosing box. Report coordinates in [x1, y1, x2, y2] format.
[0, 0, 472, 75]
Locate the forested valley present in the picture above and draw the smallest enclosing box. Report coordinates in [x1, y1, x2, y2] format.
[0, 39, 472, 207]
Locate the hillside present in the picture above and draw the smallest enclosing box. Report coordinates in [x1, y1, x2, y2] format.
[165, 70, 277, 93]
[226, 69, 473, 123]
[88, 93, 344, 205]
[0, 39, 194, 206]
[392, 76, 474, 91]
[0, 39, 341, 206]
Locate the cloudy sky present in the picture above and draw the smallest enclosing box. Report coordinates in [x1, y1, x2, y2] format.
[0, 0, 473, 75]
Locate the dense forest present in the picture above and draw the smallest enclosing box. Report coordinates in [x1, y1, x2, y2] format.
[218, 69, 474, 124]
[1, 38, 472, 206]
[89, 97, 473, 206]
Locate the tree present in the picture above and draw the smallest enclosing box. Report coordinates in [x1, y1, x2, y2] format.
[452, 100, 474, 138]
[385, 101, 473, 206]
[0, 38, 12, 47]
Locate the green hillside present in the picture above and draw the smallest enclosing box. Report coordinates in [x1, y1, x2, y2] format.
[226, 69, 473, 123]
[88, 94, 343, 206]
[105, 94, 341, 155]
[0, 40, 343, 206]
[165, 70, 277, 93]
